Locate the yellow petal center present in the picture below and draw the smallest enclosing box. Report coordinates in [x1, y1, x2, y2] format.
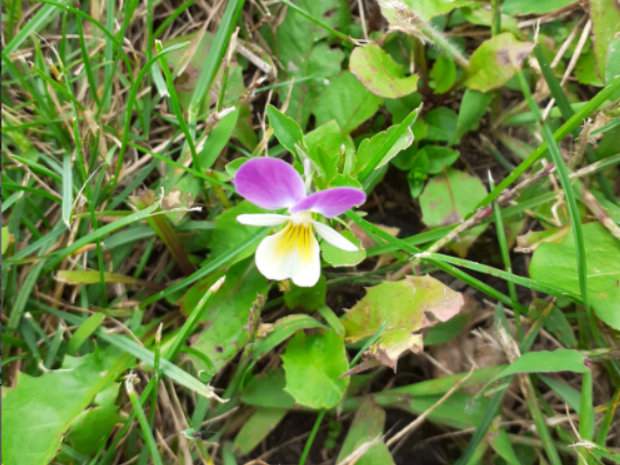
[275, 221, 314, 262]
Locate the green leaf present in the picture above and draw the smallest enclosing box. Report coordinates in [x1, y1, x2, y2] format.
[241, 369, 296, 409]
[284, 276, 327, 311]
[419, 169, 487, 255]
[502, 0, 576, 15]
[2, 350, 131, 465]
[341, 276, 464, 369]
[321, 230, 367, 267]
[66, 385, 121, 456]
[355, 105, 421, 181]
[455, 89, 493, 142]
[417, 145, 460, 174]
[187, 259, 270, 377]
[233, 407, 288, 455]
[282, 329, 349, 409]
[266, 104, 304, 154]
[605, 37, 620, 100]
[349, 43, 419, 98]
[337, 398, 395, 465]
[590, 0, 620, 78]
[465, 33, 533, 92]
[429, 55, 457, 94]
[304, 120, 354, 186]
[313, 71, 382, 134]
[275, 0, 348, 126]
[207, 201, 264, 258]
[494, 349, 589, 381]
[251, 314, 327, 361]
[423, 107, 458, 143]
[530, 223, 620, 330]
[377, 0, 476, 22]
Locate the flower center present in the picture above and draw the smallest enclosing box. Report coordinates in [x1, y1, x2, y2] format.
[289, 211, 312, 225]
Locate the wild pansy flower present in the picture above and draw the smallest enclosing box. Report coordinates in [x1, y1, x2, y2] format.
[234, 157, 366, 287]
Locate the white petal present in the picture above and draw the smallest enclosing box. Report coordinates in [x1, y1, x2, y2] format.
[255, 230, 293, 281]
[291, 232, 321, 287]
[254, 223, 321, 287]
[312, 221, 358, 252]
[237, 213, 289, 226]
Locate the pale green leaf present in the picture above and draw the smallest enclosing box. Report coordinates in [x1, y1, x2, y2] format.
[2, 351, 131, 465]
[266, 104, 304, 154]
[337, 398, 395, 465]
[321, 230, 366, 267]
[530, 223, 620, 330]
[349, 43, 419, 98]
[313, 71, 382, 134]
[282, 329, 349, 409]
[419, 169, 487, 255]
[187, 259, 270, 377]
[355, 105, 421, 181]
[233, 407, 288, 455]
[502, 0, 576, 15]
[465, 33, 533, 92]
[590, 0, 620, 78]
[341, 275, 464, 368]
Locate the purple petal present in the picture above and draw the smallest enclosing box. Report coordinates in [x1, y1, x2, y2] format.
[234, 158, 305, 209]
[291, 187, 366, 218]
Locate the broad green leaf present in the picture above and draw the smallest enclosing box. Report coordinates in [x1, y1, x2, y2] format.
[187, 259, 270, 378]
[419, 169, 487, 256]
[207, 201, 264, 258]
[275, 0, 349, 126]
[462, 7, 520, 34]
[321, 230, 367, 267]
[241, 369, 296, 409]
[304, 120, 354, 186]
[349, 43, 419, 98]
[233, 407, 288, 455]
[455, 89, 493, 142]
[66, 385, 121, 456]
[282, 329, 349, 409]
[266, 104, 304, 154]
[341, 276, 464, 369]
[355, 105, 421, 181]
[417, 145, 460, 174]
[284, 276, 327, 311]
[422, 106, 458, 143]
[494, 349, 589, 381]
[429, 55, 457, 94]
[313, 71, 382, 134]
[275, 0, 350, 66]
[465, 33, 533, 92]
[251, 314, 327, 361]
[530, 223, 620, 330]
[605, 37, 620, 99]
[590, 0, 620, 78]
[337, 398, 395, 465]
[378, 0, 476, 22]
[502, 0, 576, 15]
[575, 47, 604, 87]
[2, 350, 131, 465]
